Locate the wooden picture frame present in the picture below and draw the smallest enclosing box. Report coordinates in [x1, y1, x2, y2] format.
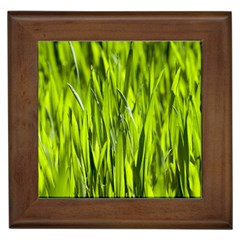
[8, 11, 232, 229]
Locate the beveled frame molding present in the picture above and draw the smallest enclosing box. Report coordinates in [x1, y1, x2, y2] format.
[8, 11, 232, 228]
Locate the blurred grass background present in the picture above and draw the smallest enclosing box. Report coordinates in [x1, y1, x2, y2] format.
[38, 41, 201, 198]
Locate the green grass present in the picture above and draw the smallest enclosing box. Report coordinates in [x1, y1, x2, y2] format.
[38, 41, 202, 198]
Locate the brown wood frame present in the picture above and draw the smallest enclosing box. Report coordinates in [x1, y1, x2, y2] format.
[8, 12, 232, 229]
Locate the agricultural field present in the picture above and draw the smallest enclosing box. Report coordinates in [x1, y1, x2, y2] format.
[38, 41, 202, 198]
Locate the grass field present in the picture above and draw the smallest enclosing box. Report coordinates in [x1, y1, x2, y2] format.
[38, 41, 202, 198]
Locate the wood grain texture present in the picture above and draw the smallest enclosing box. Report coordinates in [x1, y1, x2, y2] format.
[8, 11, 232, 229]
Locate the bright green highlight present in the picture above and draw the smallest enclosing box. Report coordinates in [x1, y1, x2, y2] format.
[38, 41, 202, 198]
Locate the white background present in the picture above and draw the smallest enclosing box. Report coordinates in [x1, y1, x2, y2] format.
[0, 0, 239, 239]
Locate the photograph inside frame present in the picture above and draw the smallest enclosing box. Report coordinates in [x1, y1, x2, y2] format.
[38, 41, 202, 198]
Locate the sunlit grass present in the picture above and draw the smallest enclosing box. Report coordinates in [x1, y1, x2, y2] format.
[38, 41, 202, 198]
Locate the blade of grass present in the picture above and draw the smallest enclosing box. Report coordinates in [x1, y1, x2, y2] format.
[67, 83, 85, 111]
